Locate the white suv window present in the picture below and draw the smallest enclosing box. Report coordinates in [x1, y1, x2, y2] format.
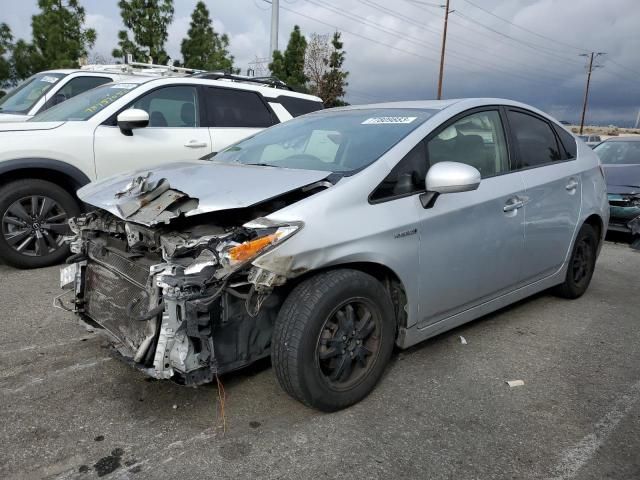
[132, 86, 199, 128]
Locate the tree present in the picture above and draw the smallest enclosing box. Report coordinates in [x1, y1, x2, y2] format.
[269, 25, 308, 92]
[180, 1, 235, 72]
[319, 32, 349, 107]
[112, 0, 174, 64]
[0, 24, 12, 89]
[304, 33, 331, 98]
[10, 0, 96, 79]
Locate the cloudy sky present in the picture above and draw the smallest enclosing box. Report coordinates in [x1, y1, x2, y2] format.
[2, 0, 639, 125]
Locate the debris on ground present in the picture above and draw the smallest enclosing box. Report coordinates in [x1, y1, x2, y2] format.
[506, 380, 525, 387]
[459, 336, 468, 345]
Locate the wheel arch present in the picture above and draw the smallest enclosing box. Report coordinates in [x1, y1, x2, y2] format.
[583, 213, 604, 254]
[0, 158, 91, 198]
[282, 261, 409, 337]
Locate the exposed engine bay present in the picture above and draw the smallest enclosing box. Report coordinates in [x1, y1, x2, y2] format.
[62, 172, 332, 385]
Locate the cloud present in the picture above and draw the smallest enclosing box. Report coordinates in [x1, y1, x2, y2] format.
[4, 0, 640, 125]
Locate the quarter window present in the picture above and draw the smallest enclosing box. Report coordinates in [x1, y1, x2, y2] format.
[205, 87, 276, 128]
[132, 86, 199, 127]
[508, 110, 561, 167]
[554, 125, 577, 159]
[427, 110, 509, 178]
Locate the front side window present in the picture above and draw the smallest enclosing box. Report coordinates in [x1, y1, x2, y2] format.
[132, 86, 199, 128]
[0, 72, 66, 114]
[206, 87, 276, 128]
[41, 76, 112, 111]
[508, 110, 561, 168]
[214, 108, 436, 173]
[30, 83, 141, 122]
[594, 141, 640, 165]
[427, 110, 509, 178]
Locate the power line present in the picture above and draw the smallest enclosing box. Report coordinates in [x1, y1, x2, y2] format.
[451, 11, 584, 66]
[298, 0, 567, 87]
[459, 0, 589, 53]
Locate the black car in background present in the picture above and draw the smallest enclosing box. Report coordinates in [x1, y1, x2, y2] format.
[593, 137, 640, 247]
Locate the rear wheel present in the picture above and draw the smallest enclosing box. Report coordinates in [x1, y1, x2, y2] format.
[272, 269, 396, 411]
[553, 223, 598, 299]
[0, 179, 79, 269]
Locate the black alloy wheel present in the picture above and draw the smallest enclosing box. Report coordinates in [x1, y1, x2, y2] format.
[316, 299, 382, 390]
[2, 195, 69, 257]
[0, 179, 79, 268]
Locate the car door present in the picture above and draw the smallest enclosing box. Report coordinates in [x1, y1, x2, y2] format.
[93, 85, 212, 179]
[415, 109, 526, 326]
[203, 86, 279, 154]
[505, 108, 582, 284]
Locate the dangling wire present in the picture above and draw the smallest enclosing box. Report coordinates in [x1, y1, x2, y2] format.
[215, 373, 227, 435]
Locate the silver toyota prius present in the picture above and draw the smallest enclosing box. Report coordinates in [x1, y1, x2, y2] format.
[61, 98, 609, 411]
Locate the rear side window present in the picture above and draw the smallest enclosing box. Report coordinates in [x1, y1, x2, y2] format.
[205, 87, 276, 128]
[276, 95, 324, 117]
[508, 111, 561, 168]
[553, 125, 577, 159]
[41, 76, 112, 111]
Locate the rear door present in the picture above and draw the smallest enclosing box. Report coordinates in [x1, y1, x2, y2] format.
[93, 85, 212, 179]
[505, 108, 582, 284]
[203, 86, 279, 154]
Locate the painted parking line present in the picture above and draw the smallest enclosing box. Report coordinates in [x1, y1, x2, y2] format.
[549, 379, 640, 479]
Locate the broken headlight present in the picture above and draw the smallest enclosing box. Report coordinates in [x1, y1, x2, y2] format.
[219, 219, 301, 270]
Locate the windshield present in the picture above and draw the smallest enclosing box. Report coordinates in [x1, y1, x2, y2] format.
[0, 72, 66, 114]
[594, 140, 640, 165]
[213, 108, 436, 173]
[30, 82, 141, 122]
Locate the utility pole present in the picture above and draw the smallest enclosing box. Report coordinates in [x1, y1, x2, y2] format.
[270, 0, 280, 59]
[579, 51, 605, 134]
[437, 0, 452, 100]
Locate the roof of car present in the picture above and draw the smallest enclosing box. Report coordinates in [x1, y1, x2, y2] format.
[602, 136, 640, 142]
[326, 98, 550, 112]
[130, 76, 323, 102]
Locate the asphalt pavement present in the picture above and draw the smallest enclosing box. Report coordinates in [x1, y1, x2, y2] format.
[0, 239, 638, 480]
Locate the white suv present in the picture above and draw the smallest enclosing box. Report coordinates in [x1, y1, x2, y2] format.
[0, 69, 140, 122]
[0, 75, 323, 268]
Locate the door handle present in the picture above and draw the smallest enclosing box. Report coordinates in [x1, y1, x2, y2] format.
[566, 179, 579, 191]
[184, 140, 208, 148]
[503, 197, 525, 212]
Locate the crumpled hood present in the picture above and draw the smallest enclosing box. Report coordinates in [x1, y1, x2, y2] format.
[603, 164, 640, 195]
[78, 161, 331, 226]
[0, 120, 65, 131]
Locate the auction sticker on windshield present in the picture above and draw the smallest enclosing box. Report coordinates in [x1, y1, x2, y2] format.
[362, 116, 417, 124]
[41, 76, 60, 83]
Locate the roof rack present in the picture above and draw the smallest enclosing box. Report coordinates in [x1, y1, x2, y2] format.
[191, 71, 295, 91]
[79, 54, 205, 77]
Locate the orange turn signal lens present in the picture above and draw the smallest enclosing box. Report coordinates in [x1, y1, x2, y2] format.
[228, 234, 278, 263]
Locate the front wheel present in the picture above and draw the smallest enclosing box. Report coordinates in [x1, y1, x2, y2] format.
[0, 179, 80, 269]
[272, 269, 396, 412]
[553, 223, 598, 299]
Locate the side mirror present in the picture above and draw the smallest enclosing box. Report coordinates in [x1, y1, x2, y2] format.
[117, 109, 149, 136]
[426, 161, 481, 194]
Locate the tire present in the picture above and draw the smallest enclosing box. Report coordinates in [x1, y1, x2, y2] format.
[272, 269, 396, 412]
[553, 223, 598, 299]
[0, 179, 80, 269]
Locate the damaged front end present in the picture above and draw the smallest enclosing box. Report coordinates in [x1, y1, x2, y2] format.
[61, 168, 328, 385]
